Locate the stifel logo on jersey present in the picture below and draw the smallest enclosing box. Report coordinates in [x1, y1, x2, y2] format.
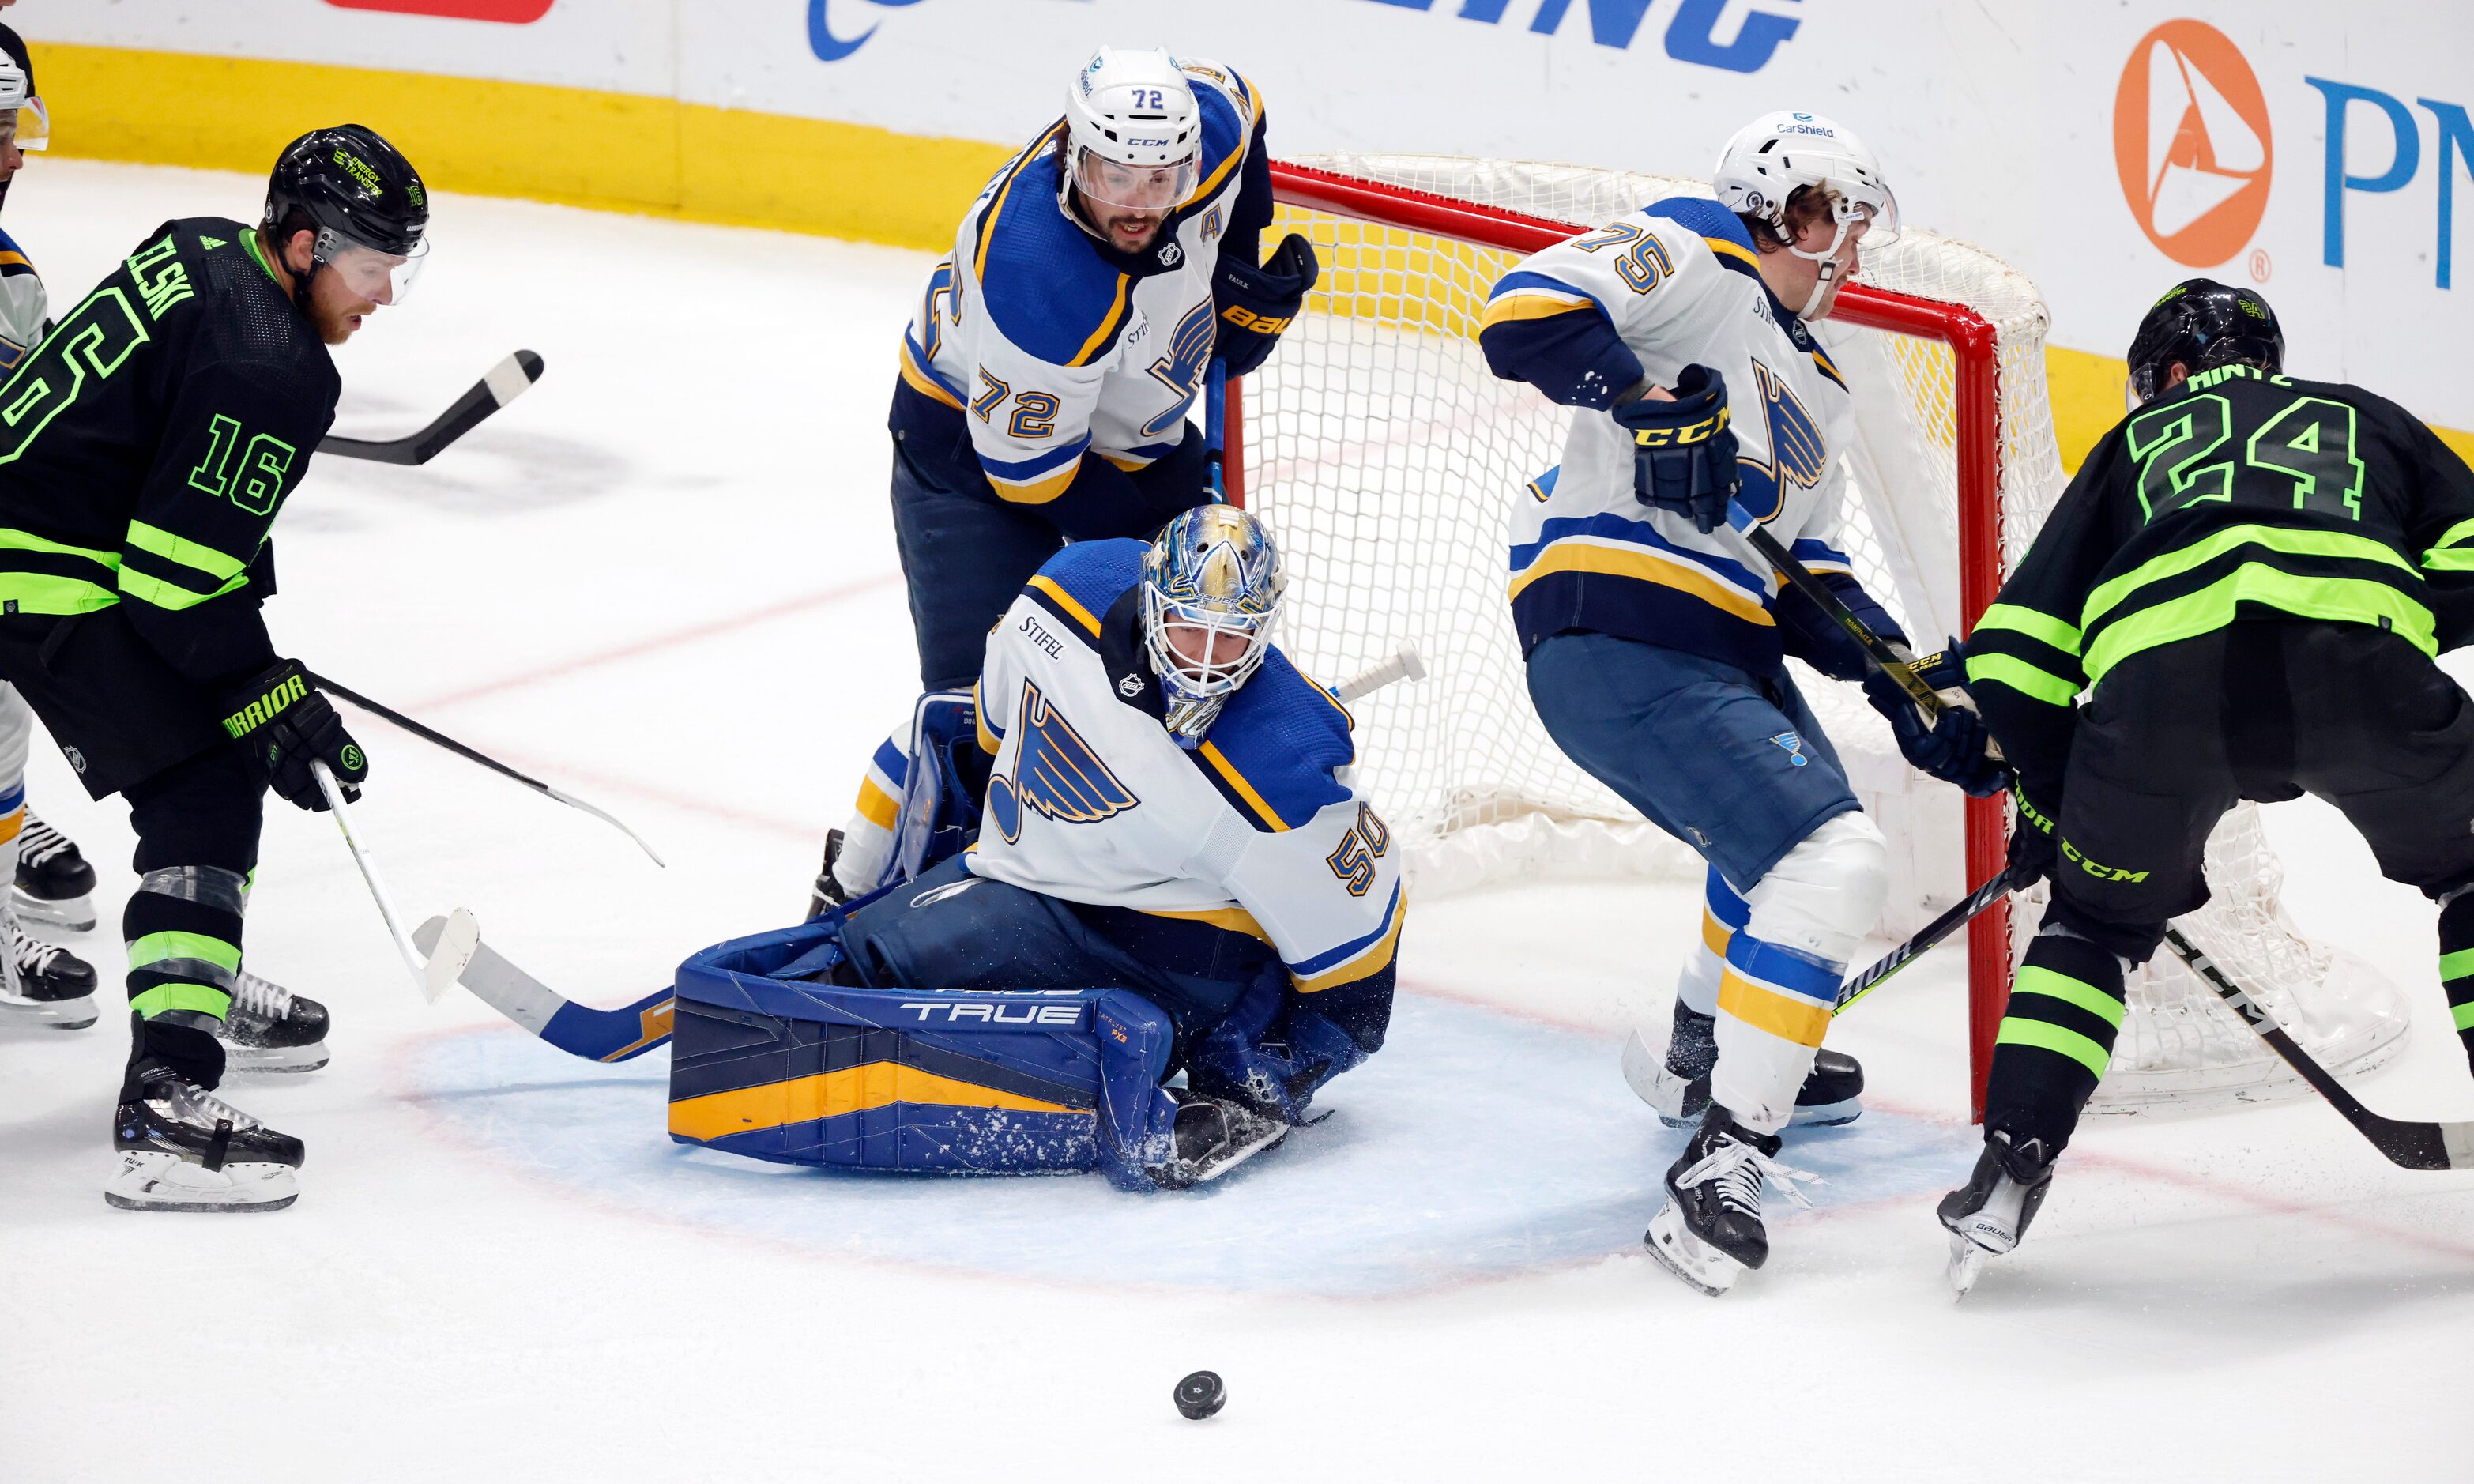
[2113, 20, 2273, 267]
[323, 0, 552, 20]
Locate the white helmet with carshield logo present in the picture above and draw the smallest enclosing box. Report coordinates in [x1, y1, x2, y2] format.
[1060, 47, 1201, 224]
[1713, 111, 1899, 315]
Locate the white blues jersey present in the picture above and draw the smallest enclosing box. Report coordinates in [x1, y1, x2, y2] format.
[966, 539, 1406, 999]
[1478, 198, 1885, 675]
[894, 60, 1267, 540]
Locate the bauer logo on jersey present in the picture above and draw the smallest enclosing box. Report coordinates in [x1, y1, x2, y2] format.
[986, 680, 1141, 843]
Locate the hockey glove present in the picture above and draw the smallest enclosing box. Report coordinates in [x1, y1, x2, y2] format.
[1862, 641, 2009, 798]
[1211, 232, 1320, 379]
[1614, 365, 1739, 533]
[2006, 781, 2061, 886]
[216, 659, 368, 812]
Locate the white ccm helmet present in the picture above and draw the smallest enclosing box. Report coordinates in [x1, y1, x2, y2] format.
[1060, 47, 1202, 226]
[0, 55, 43, 153]
[1713, 111, 1898, 318]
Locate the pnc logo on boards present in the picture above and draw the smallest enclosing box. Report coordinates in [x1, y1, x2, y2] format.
[323, 0, 552, 19]
[2112, 20, 2273, 267]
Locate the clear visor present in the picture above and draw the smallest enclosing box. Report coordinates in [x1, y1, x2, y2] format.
[1145, 590, 1273, 699]
[1072, 147, 1198, 216]
[318, 231, 428, 306]
[2, 96, 47, 155]
[1840, 187, 1900, 248]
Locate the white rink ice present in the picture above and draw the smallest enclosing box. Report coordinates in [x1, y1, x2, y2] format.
[6, 160, 2474, 1482]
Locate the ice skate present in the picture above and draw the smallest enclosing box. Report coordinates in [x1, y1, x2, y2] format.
[1148, 1094, 1288, 1190]
[1937, 1130, 2054, 1296]
[1645, 1104, 1818, 1296]
[0, 908, 97, 1029]
[217, 970, 331, 1074]
[1624, 1003, 1865, 1129]
[107, 1062, 304, 1212]
[12, 811, 96, 932]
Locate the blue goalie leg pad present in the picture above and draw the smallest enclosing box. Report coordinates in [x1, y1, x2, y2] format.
[1093, 989, 1181, 1190]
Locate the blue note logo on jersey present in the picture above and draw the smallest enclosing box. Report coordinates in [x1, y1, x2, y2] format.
[1770, 730, 1810, 766]
[1734, 357, 1831, 522]
[986, 681, 1141, 843]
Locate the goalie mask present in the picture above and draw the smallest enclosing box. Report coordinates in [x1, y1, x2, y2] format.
[2126, 279, 2285, 407]
[1059, 47, 1201, 237]
[1142, 505, 1285, 748]
[1713, 111, 1900, 318]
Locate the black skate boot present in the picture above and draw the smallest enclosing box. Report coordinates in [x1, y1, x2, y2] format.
[1147, 1094, 1287, 1190]
[107, 1060, 305, 1212]
[1625, 1000, 1865, 1129]
[13, 811, 97, 932]
[1937, 1129, 2054, 1295]
[217, 970, 331, 1074]
[1645, 1104, 1819, 1296]
[0, 910, 98, 1029]
[807, 829, 849, 920]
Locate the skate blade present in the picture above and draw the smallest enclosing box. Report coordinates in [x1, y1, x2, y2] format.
[107, 1155, 297, 1213]
[1946, 1231, 1990, 1297]
[1, 992, 97, 1030]
[1189, 1127, 1289, 1186]
[1644, 1200, 1742, 1297]
[223, 1041, 331, 1075]
[1790, 1098, 1862, 1128]
[11, 887, 96, 933]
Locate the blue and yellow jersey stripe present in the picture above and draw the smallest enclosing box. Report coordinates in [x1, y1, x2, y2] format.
[1287, 879, 1407, 993]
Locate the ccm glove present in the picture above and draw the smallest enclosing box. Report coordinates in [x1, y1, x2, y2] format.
[1614, 364, 1739, 533]
[216, 658, 368, 812]
[1861, 640, 2010, 798]
[2005, 781, 2061, 887]
[1211, 232, 1320, 378]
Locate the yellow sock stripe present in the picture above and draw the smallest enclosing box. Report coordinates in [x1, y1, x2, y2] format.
[1699, 908, 1733, 960]
[854, 778, 899, 831]
[1715, 968, 1832, 1048]
[0, 807, 22, 846]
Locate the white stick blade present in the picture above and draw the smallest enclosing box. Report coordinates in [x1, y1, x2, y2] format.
[422, 908, 481, 1000]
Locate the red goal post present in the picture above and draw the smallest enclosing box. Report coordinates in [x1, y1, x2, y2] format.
[1221, 159, 2016, 1116]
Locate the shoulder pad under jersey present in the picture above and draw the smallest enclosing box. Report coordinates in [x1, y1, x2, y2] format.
[1191, 648, 1355, 833]
[972, 126, 1139, 369]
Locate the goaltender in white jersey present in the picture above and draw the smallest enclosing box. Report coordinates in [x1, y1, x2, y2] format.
[835, 506, 1401, 1181]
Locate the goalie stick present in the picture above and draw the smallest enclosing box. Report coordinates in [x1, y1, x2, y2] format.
[422, 648, 1433, 1062]
[309, 671, 666, 867]
[318, 350, 544, 465]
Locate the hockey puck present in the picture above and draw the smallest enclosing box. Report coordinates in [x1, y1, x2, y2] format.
[1173, 1370, 1225, 1420]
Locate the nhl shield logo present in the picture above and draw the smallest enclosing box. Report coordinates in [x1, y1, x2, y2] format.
[1117, 672, 1145, 697]
[62, 745, 85, 774]
[1156, 240, 1183, 268]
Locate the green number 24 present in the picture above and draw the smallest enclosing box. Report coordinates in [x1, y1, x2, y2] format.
[2125, 392, 2367, 522]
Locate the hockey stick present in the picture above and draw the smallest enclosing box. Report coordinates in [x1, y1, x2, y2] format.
[1833, 863, 2030, 1015]
[427, 648, 1433, 1061]
[307, 671, 665, 868]
[312, 761, 479, 1002]
[318, 350, 544, 465]
[2163, 926, 2474, 1171]
[1721, 503, 1944, 710]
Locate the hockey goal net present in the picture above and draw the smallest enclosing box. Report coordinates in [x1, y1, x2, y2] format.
[1228, 154, 2408, 1116]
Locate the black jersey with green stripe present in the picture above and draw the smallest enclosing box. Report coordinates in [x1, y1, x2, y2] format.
[0, 217, 337, 687]
[1968, 363, 2474, 797]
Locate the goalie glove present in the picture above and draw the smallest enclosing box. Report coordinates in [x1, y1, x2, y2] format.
[1614, 364, 1739, 533]
[1211, 232, 1319, 378]
[1862, 640, 2009, 798]
[216, 658, 368, 812]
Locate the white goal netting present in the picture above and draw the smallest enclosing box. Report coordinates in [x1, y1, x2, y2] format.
[1241, 154, 2408, 1110]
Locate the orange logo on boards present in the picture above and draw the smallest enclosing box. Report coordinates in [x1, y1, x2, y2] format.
[2113, 20, 2273, 266]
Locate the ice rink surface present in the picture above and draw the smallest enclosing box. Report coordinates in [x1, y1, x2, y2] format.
[4, 162, 2472, 1481]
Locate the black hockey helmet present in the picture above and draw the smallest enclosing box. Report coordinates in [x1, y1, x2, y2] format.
[262, 125, 429, 308]
[2126, 278, 2284, 405]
